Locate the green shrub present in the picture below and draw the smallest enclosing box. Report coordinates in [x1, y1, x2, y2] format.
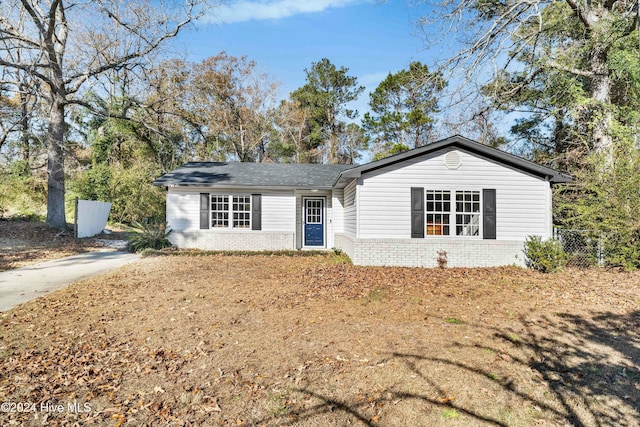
[126, 221, 172, 253]
[603, 230, 640, 271]
[0, 167, 47, 219]
[555, 139, 640, 270]
[70, 160, 165, 224]
[524, 235, 567, 273]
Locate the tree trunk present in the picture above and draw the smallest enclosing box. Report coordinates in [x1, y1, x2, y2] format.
[46, 96, 67, 229]
[589, 48, 613, 166]
[329, 132, 338, 164]
[326, 107, 338, 164]
[19, 88, 30, 175]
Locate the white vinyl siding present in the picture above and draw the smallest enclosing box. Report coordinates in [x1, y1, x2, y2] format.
[166, 191, 200, 232]
[167, 188, 294, 232]
[261, 192, 295, 231]
[343, 180, 357, 238]
[332, 189, 344, 234]
[356, 149, 552, 240]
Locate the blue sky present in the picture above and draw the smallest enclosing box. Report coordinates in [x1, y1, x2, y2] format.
[177, 0, 434, 115]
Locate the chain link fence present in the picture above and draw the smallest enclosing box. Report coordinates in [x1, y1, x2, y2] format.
[553, 228, 605, 268]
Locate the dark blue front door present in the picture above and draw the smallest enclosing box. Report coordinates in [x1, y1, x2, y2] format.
[304, 198, 324, 247]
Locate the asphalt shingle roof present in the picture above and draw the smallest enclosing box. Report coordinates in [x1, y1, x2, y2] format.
[153, 162, 354, 189]
[154, 136, 572, 189]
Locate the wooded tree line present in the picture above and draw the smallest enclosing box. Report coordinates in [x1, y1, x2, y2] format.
[1, 49, 445, 216]
[1, 0, 639, 267]
[0, 1, 446, 226]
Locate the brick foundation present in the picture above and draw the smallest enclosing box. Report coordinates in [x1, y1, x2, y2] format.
[335, 234, 525, 267]
[170, 231, 295, 251]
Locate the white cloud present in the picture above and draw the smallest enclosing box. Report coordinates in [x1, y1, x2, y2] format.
[203, 0, 370, 24]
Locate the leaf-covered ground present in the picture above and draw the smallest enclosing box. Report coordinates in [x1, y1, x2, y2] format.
[1, 254, 639, 426]
[0, 219, 128, 272]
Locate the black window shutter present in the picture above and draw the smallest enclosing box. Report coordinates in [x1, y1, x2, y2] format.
[483, 189, 496, 239]
[251, 194, 262, 230]
[199, 193, 209, 229]
[411, 187, 424, 238]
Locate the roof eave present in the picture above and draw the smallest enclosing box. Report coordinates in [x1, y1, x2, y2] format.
[549, 174, 573, 184]
[334, 135, 573, 185]
[153, 181, 335, 190]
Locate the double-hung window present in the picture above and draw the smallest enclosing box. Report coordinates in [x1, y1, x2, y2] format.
[455, 191, 480, 236]
[211, 195, 230, 227]
[232, 195, 251, 228]
[425, 190, 480, 237]
[426, 190, 450, 235]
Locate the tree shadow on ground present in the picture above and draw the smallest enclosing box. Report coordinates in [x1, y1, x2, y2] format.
[512, 309, 640, 426]
[261, 310, 639, 426]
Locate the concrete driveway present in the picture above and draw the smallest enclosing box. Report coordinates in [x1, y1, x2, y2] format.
[0, 251, 139, 312]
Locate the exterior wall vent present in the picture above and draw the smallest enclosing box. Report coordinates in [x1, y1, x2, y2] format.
[444, 150, 461, 169]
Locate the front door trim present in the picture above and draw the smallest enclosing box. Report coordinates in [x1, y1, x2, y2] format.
[303, 196, 325, 248]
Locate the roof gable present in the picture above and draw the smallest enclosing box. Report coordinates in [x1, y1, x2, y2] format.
[334, 135, 572, 187]
[154, 135, 572, 189]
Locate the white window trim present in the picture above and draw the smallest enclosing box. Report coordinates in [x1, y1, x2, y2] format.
[209, 194, 252, 230]
[424, 189, 482, 238]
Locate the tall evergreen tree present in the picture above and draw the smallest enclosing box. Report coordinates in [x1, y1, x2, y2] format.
[291, 58, 365, 164]
[363, 61, 446, 160]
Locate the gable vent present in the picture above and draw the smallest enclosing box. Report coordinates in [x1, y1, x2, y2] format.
[444, 150, 461, 169]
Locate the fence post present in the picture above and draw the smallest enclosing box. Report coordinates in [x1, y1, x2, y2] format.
[597, 236, 604, 267]
[74, 197, 79, 239]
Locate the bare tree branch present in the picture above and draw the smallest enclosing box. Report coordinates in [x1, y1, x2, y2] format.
[66, 0, 200, 93]
[417, 0, 637, 156]
[0, 0, 207, 227]
[547, 60, 594, 77]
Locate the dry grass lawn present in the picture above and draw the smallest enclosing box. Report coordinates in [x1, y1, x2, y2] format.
[1, 253, 639, 426]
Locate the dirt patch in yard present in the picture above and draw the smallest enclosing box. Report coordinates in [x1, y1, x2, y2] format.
[0, 220, 128, 271]
[1, 255, 639, 426]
